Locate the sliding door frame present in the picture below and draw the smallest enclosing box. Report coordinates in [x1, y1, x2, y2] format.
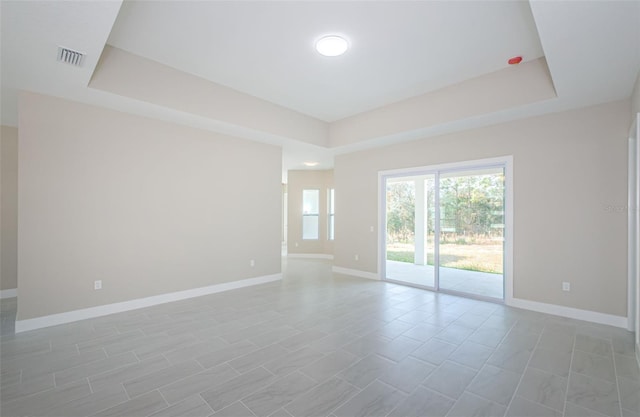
[378, 156, 514, 304]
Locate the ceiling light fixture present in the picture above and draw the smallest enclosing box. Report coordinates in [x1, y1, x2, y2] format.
[315, 35, 348, 57]
[303, 161, 319, 167]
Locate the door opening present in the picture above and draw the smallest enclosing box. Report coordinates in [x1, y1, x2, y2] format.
[381, 158, 512, 302]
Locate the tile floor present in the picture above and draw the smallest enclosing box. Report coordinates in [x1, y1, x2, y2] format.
[0, 258, 638, 417]
[0, 296, 17, 336]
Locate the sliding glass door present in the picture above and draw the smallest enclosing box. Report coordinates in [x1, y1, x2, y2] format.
[385, 175, 436, 288]
[383, 162, 506, 301]
[438, 168, 504, 299]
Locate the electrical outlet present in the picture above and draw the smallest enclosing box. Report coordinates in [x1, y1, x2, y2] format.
[295, 242, 299, 247]
[370, 226, 374, 232]
[94, 280, 102, 290]
[562, 282, 570, 292]
[354, 254, 359, 261]
[250, 259, 255, 267]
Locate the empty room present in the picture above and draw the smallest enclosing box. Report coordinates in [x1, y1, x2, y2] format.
[1, 1, 640, 417]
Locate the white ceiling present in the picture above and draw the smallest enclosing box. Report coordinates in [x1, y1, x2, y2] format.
[107, 1, 544, 122]
[1, 1, 640, 180]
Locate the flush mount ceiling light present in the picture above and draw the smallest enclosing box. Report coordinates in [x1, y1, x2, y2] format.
[315, 35, 348, 57]
[303, 161, 319, 167]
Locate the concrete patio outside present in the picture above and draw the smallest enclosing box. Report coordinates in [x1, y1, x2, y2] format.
[385, 259, 503, 299]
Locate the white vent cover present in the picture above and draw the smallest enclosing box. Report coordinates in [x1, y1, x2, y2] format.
[57, 47, 84, 67]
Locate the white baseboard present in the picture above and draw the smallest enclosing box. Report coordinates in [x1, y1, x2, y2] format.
[15, 274, 282, 333]
[332, 266, 379, 281]
[0, 288, 17, 299]
[287, 253, 334, 260]
[508, 297, 628, 329]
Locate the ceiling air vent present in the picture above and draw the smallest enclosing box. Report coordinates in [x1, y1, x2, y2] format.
[57, 47, 84, 67]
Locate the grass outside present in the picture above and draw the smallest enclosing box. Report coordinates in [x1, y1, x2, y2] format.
[387, 241, 503, 274]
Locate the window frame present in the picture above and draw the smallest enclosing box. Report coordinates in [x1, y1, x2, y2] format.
[328, 188, 335, 240]
[302, 189, 320, 240]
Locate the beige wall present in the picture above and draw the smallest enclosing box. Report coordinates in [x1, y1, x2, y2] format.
[287, 170, 334, 255]
[91, 46, 328, 147]
[329, 58, 555, 147]
[17, 92, 282, 320]
[1, 125, 19, 291]
[334, 100, 630, 317]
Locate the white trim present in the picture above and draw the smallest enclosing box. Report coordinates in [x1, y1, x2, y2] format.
[332, 266, 380, 281]
[629, 132, 636, 332]
[503, 157, 514, 306]
[15, 274, 282, 333]
[0, 288, 17, 299]
[378, 171, 386, 285]
[377, 156, 513, 179]
[287, 253, 334, 260]
[631, 114, 640, 341]
[507, 297, 628, 329]
[637, 113, 640, 353]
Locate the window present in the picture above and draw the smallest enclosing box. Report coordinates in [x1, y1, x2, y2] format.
[302, 189, 319, 239]
[328, 188, 335, 240]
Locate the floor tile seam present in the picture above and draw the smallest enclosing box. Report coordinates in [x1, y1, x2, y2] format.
[120, 358, 207, 400]
[446, 354, 489, 373]
[486, 321, 517, 350]
[323, 376, 380, 416]
[0, 385, 52, 406]
[77, 330, 146, 352]
[226, 366, 316, 415]
[121, 381, 131, 401]
[296, 360, 345, 385]
[513, 394, 566, 415]
[1, 374, 83, 407]
[561, 331, 578, 417]
[240, 372, 317, 417]
[610, 339, 625, 417]
[151, 388, 178, 416]
[416, 359, 470, 401]
[391, 329, 431, 344]
[413, 379, 459, 403]
[87, 354, 172, 392]
[612, 350, 639, 361]
[194, 344, 259, 370]
[46, 384, 121, 417]
[616, 374, 640, 388]
[228, 341, 294, 369]
[501, 328, 544, 413]
[49, 333, 127, 351]
[570, 368, 619, 384]
[452, 313, 492, 331]
[442, 390, 506, 417]
[436, 356, 485, 374]
[355, 376, 399, 395]
[331, 373, 364, 399]
[238, 398, 260, 417]
[0, 344, 57, 364]
[86, 377, 93, 394]
[573, 346, 616, 360]
[53, 347, 126, 388]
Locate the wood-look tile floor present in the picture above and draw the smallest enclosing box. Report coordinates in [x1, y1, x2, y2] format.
[1, 259, 638, 417]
